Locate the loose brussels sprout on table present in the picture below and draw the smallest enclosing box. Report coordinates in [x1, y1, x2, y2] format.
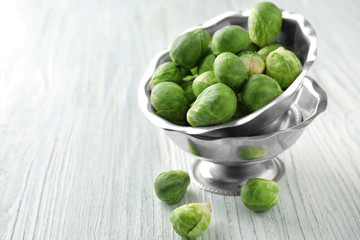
[211, 25, 250, 55]
[154, 170, 190, 204]
[148, 1, 304, 128]
[241, 178, 280, 212]
[170, 29, 211, 69]
[150, 82, 188, 125]
[171, 202, 212, 239]
[214, 52, 248, 94]
[240, 74, 283, 112]
[266, 47, 302, 89]
[248, 2, 282, 47]
[187, 83, 237, 127]
[192, 71, 220, 97]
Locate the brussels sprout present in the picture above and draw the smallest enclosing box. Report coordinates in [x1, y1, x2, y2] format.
[257, 43, 282, 60]
[214, 52, 248, 93]
[211, 25, 251, 55]
[238, 51, 265, 77]
[180, 80, 197, 103]
[248, 2, 282, 47]
[171, 202, 212, 239]
[181, 67, 190, 77]
[187, 83, 237, 127]
[266, 47, 302, 89]
[232, 101, 249, 120]
[192, 71, 220, 97]
[241, 178, 279, 212]
[170, 29, 212, 69]
[183, 75, 198, 82]
[241, 74, 283, 112]
[237, 146, 265, 160]
[154, 170, 190, 205]
[198, 54, 216, 75]
[190, 66, 198, 76]
[245, 42, 260, 51]
[149, 62, 186, 90]
[151, 82, 188, 125]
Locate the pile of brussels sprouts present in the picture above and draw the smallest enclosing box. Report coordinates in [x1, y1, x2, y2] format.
[149, 2, 302, 127]
[154, 170, 280, 239]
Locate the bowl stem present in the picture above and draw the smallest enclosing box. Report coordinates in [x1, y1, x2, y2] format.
[190, 157, 285, 195]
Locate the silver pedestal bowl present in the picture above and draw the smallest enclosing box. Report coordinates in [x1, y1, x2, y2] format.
[138, 10, 326, 195]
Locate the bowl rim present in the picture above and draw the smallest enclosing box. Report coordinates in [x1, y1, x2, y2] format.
[138, 9, 318, 137]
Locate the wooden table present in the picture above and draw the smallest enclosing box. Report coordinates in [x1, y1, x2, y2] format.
[1, 0, 359, 239]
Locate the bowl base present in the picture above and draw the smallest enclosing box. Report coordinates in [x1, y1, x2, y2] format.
[190, 158, 285, 195]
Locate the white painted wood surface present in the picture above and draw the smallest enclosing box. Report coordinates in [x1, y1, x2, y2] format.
[0, 0, 359, 239]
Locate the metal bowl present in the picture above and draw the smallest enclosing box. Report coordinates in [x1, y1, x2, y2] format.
[138, 10, 317, 137]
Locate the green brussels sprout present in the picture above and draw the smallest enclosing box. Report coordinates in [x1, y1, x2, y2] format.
[238, 51, 265, 77]
[248, 2, 282, 47]
[245, 42, 260, 51]
[149, 62, 186, 90]
[187, 83, 237, 127]
[257, 43, 282, 60]
[241, 178, 279, 212]
[180, 67, 190, 77]
[183, 74, 198, 82]
[151, 82, 188, 125]
[266, 47, 302, 89]
[154, 170, 190, 205]
[171, 202, 212, 239]
[214, 52, 248, 93]
[180, 80, 197, 104]
[232, 101, 249, 120]
[170, 29, 212, 69]
[192, 71, 220, 97]
[211, 25, 251, 55]
[241, 74, 283, 112]
[237, 146, 265, 160]
[198, 54, 216, 75]
[190, 66, 198, 75]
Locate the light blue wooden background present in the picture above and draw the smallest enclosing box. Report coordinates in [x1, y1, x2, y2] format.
[0, 0, 359, 239]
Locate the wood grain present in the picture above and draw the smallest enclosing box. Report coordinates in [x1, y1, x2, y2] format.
[0, 0, 359, 239]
